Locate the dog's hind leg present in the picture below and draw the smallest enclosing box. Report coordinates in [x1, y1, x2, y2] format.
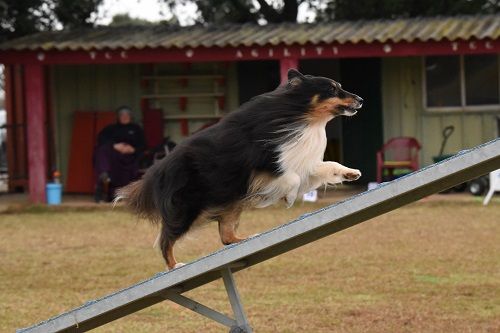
[159, 222, 190, 270]
[217, 205, 245, 245]
[159, 226, 179, 270]
[158, 200, 202, 270]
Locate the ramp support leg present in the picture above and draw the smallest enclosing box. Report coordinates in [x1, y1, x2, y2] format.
[165, 292, 238, 328]
[164, 266, 252, 332]
[221, 267, 253, 333]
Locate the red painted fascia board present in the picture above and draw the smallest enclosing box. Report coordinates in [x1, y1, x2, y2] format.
[0, 39, 498, 65]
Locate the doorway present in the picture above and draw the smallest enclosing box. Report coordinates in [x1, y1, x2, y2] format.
[340, 58, 383, 183]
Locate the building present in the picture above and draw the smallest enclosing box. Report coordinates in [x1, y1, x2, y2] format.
[1, 15, 499, 203]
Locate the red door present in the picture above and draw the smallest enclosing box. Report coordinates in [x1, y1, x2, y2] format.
[66, 111, 115, 193]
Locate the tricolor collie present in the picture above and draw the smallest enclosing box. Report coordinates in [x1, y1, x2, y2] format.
[118, 69, 363, 269]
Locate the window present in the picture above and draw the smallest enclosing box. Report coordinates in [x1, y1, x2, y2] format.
[425, 56, 461, 107]
[464, 55, 499, 105]
[424, 55, 500, 111]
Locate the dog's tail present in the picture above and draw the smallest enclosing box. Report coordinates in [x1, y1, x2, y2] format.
[115, 176, 160, 224]
[115, 154, 188, 226]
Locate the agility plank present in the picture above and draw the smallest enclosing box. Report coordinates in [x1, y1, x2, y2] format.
[18, 138, 500, 333]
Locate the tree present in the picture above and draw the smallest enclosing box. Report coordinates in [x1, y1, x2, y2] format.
[0, 0, 53, 42]
[0, 0, 103, 43]
[162, 0, 499, 25]
[110, 13, 155, 26]
[109, 13, 178, 26]
[53, 0, 102, 29]
[163, 0, 306, 24]
[317, 0, 499, 21]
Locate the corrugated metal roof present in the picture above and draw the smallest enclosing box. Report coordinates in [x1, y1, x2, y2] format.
[2, 15, 499, 51]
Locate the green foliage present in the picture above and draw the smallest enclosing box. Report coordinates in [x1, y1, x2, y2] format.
[163, 0, 307, 24]
[317, 0, 499, 21]
[0, 0, 53, 41]
[109, 13, 178, 26]
[109, 13, 158, 26]
[53, 0, 102, 29]
[0, 0, 103, 42]
[163, 0, 499, 24]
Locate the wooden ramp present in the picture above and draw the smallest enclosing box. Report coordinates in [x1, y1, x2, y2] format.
[18, 139, 500, 333]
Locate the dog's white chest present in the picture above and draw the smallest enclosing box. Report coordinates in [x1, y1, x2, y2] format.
[277, 122, 328, 180]
[247, 121, 330, 208]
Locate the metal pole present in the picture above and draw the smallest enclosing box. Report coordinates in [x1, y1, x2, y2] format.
[221, 267, 253, 333]
[165, 292, 237, 328]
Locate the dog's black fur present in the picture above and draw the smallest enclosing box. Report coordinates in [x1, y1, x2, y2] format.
[118, 69, 363, 269]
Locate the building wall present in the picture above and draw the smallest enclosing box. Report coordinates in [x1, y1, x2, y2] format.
[50, 64, 142, 184]
[50, 62, 239, 185]
[149, 62, 239, 143]
[382, 57, 499, 166]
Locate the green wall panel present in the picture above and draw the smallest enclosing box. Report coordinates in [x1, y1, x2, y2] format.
[50, 62, 239, 185]
[50, 64, 142, 184]
[382, 57, 499, 167]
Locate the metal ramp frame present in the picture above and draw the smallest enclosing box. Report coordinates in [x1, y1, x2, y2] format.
[18, 138, 500, 333]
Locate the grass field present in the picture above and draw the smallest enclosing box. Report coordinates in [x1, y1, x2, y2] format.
[1, 199, 499, 332]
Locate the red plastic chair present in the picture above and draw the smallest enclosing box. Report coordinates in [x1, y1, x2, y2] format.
[376, 137, 421, 183]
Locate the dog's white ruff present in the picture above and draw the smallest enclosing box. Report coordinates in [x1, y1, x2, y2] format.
[251, 117, 361, 207]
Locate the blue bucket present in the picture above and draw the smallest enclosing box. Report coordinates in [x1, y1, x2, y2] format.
[46, 183, 62, 205]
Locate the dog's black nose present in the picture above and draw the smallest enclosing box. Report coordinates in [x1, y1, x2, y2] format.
[354, 96, 363, 109]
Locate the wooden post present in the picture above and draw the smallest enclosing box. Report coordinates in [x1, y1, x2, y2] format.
[279, 58, 299, 83]
[24, 64, 48, 203]
[4, 65, 15, 191]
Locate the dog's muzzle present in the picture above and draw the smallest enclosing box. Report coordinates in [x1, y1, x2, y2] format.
[341, 96, 363, 116]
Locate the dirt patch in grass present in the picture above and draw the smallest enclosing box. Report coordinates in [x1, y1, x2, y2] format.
[1, 200, 499, 332]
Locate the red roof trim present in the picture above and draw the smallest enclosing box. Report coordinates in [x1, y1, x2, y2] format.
[0, 39, 498, 65]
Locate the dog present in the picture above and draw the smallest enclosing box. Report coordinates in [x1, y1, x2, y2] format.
[117, 69, 363, 270]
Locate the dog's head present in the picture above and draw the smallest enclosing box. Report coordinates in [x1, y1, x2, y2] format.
[286, 69, 363, 119]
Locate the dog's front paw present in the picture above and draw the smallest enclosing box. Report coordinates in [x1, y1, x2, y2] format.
[284, 192, 297, 208]
[343, 169, 361, 181]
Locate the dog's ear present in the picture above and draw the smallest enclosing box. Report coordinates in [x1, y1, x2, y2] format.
[288, 68, 304, 80]
[287, 69, 304, 87]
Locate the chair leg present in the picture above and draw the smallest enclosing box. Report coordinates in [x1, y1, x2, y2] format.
[483, 188, 495, 206]
[388, 168, 394, 181]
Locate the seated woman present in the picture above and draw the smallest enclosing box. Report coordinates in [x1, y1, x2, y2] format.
[94, 106, 145, 202]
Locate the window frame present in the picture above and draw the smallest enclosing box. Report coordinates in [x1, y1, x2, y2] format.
[422, 54, 500, 113]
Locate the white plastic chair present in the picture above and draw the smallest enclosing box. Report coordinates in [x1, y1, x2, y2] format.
[483, 169, 500, 205]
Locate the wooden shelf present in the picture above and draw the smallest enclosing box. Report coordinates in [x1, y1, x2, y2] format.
[142, 75, 224, 80]
[163, 114, 223, 120]
[140, 65, 228, 137]
[142, 92, 224, 99]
